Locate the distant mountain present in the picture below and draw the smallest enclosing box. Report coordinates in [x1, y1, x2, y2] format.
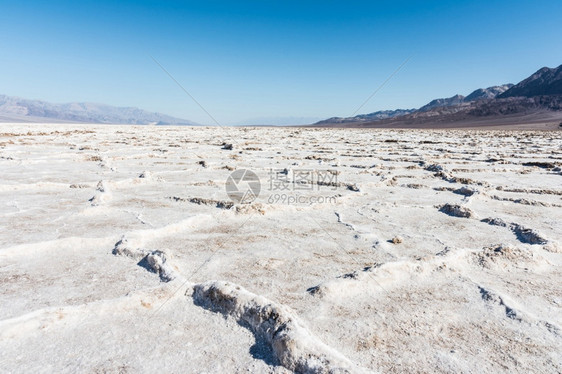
[499, 65, 562, 98]
[465, 84, 513, 101]
[312, 95, 562, 129]
[315, 86, 513, 126]
[418, 94, 465, 112]
[416, 85, 513, 112]
[0, 95, 199, 125]
[313, 64, 562, 128]
[315, 108, 415, 125]
[353, 109, 416, 121]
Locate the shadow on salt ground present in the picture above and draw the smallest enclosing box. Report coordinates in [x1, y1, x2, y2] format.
[191, 294, 283, 369]
[248, 332, 280, 367]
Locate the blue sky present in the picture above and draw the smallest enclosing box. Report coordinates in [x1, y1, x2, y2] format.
[1, 0, 561, 125]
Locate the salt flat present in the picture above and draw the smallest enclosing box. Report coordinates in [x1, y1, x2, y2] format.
[0, 124, 561, 373]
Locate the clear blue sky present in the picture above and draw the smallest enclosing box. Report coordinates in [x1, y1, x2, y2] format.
[1, 0, 561, 125]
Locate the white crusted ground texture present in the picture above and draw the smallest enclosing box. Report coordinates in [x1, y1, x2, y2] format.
[0, 124, 561, 373]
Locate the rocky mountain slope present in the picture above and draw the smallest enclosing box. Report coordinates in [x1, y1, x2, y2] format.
[465, 84, 513, 101]
[499, 65, 562, 98]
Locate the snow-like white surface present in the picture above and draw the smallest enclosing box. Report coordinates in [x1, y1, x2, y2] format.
[0, 124, 561, 373]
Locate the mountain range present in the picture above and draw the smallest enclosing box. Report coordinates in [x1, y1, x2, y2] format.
[2, 64, 561, 128]
[314, 64, 562, 128]
[0, 95, 198, 125]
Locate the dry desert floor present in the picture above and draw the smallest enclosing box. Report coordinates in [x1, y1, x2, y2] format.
[0, 124, 561, 373]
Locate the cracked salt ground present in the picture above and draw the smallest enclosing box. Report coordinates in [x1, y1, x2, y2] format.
[0, 124, 561, 373]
